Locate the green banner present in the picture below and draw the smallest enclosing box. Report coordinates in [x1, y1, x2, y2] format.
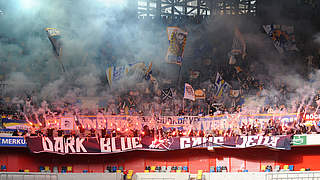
[292, 135, 307, 146]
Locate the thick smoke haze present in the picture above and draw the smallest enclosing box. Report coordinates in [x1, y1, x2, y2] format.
[0, 0, 169, 103]
[315, 33, 320, 45]
[0, 0, 319, 115]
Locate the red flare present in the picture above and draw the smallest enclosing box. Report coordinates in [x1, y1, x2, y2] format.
[183, 132, 187, 136]
[187, 129, 192, 136]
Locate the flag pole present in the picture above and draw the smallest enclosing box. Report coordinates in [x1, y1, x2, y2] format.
[176, 64, 182, 88]
[58, 48, 65, 72]
[183, 98, 185, 114]
[182, 83, 185, 114]
[180, 64, 183, 114]
[59, 58, 66, 72]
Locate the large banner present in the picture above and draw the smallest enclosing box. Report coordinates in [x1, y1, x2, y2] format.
[0, 136, 27, 147]
[43, 113, 297, 132]
[26, 135, 292, 155]
[5, 113, 297, 132]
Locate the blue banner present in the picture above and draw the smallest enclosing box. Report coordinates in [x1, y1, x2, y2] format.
[0, 136, 27, 147]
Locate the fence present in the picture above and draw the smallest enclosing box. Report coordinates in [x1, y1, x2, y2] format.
[0, 172, 58, 180]
[203, 171, 320, 180]
[0, 172, 123, 180]
[2, 171, 320, 180]
[266, 171, 320, 180]
[134, 172, 190, 180]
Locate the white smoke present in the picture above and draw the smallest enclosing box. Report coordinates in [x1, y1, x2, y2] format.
[314, 33, 320, 45]
[6, 72, 37, 96]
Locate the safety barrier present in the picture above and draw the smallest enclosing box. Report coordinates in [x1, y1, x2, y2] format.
[2, 171, 320, 180]
[0, 172, 58, 180]
[0, 172, 123, 180]
[266, 171, 320, 180]
[203, 171, 320, 180]
[134, 172, 190, 180]
[58, 173, 123, 180]
[202, 172, 265, 180]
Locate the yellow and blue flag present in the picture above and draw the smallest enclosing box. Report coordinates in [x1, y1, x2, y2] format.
[45, 28, 65, 72]
[215, 73, 231, 97]
[106, 66, 127, 87]
[45, 28, 62, 57]
[106, 61, 153, 86]
[2, 118, 31, 130]
[166, 27, 188, 65]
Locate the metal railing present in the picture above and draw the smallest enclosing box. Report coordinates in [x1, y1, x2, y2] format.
[266, 171, 320, 180]
[0, 172, 123, 180]
[0, 172, 58, 180]
[3, 171, 320, 180]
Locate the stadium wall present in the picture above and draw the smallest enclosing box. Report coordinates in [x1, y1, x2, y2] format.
[1, 146, 320, 173]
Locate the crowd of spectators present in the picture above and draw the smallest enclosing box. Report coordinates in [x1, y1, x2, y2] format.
[1, 47, 320, 139]
[2, 64, 320, 138]
[4, 114, 320, 139]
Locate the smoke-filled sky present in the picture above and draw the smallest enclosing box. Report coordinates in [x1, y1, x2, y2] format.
[0, 0, 170, 102]
[0, 0, 320, 110]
